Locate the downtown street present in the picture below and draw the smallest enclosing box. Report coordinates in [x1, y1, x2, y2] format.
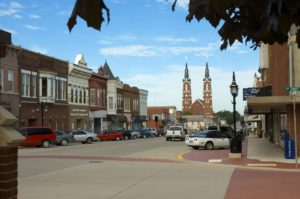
[18, 137, 300, 199]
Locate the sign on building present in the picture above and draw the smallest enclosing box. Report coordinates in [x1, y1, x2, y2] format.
[243, 87, 260, 101]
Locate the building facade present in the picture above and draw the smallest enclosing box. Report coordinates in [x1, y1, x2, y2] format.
[89, 70, 108, 132]
[139, 89, 148, 129]
[102, 61, 127, 130]
[0, 31, 20, 119]
[68, 54, 92, 131]
[147, 106, 177, 129]
[18, 49, 69, 130]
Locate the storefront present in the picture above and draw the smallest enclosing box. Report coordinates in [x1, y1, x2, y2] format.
[107, 114, 127, 130]
[89, 110, 107, 132]
[69, 105, 90, 131]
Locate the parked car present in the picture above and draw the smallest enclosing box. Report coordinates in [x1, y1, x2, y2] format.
[131, 130, 142, 139]
[55, 130, 75, 146]
[145, 128, 158, 136]
[98, 130, 124, 141]
[69, 130, 98, 144]
[18, 127, 56, 148]
[119, 130, 133, 140]
[157, 128, 166, 137]
[185, 130, 231, 150]
[140, 129, 155, 138]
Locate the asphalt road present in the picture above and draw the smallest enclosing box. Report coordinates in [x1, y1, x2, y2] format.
[18, 137, 300, 199]
[18, 137, 234, 199]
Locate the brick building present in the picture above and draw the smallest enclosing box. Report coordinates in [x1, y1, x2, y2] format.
[18, 49, 69, 130]
[147, 106, 177, 129]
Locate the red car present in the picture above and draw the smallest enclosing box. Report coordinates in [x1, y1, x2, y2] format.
[18, 127, 56, 148]
[97, 130, 124, 141]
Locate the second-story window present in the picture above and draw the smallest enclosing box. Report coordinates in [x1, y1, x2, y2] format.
[70, 88, 73, 102]
[60, 80, 66, 100]
[90, 89, 96, 106]
[0, 68, 3, 91]
[79, 90, 82, 103]
[75, 90, 78, 103]
[42, 77, 47, 97]
[109, 96, 113, 109]
[83, 89, 86, 104]
[7, 70, 14, 92]
[32, 74, 36, 97]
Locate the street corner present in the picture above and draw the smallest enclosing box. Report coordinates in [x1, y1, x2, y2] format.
[182, 148, 230, 163]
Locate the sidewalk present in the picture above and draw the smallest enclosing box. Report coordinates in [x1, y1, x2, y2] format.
[182, 135, 300, 170]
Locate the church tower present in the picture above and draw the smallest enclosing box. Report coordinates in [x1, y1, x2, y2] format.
[182, 62, 192, 113]
[203, 62, 213, 117]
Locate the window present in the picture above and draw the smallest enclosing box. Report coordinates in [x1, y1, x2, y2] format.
[83, 89, 86, 104]
[90, 89, 96, 105]
[7, 70, 14, 92]
[109, 96, 113, 109]
[50, 78, 55, 97]
[79, 90, 82, 103]
[42, 77, 47, 96]
[21, 73, 30, 96]
[60, 81, 66, 100]
[32, 74, 36, 97]
[70, 88, 73, 102]
[99, 89, 103, 107]
[0, 68, 3, 91]
[75, 90, 78, 103]
[55, 79, 59, 99]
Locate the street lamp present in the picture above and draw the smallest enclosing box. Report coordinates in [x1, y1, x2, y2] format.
[229, 71, 242, 155]
[36, 102, 48, 127]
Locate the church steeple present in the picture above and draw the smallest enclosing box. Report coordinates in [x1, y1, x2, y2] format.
[182, 62, 192, 113]
[184, 62, 190, 80]
[205, 62, 209, 79]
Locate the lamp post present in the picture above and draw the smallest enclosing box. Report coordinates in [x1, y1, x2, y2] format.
[36, 102, 48, 127]
[229, 71, 242, 155]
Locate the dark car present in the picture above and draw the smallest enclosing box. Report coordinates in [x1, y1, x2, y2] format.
[140, 129, 155, 138]
[119, 130, 133, 140]
[55, 130, 75, 146]
[157, 129, 166, 137]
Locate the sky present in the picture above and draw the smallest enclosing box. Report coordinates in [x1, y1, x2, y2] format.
[0, 0, 259, 114]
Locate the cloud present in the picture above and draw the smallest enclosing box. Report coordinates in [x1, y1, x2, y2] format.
[30, 46, 48, 54]
[0, 1, 22, 17]
[100, 42, 220, 57]
[123, 64, 255, 114]
[24, 24, 46, 30]
[29, 14, 41, 19]
[157, 0, 188, 9]
[100, 45, 159, 57]
[154, 36, 198, 43]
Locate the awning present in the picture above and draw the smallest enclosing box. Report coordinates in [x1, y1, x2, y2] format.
[107, 115, 127, 123]
[134, 115, 147, 122]
[247, 96, 300, 114]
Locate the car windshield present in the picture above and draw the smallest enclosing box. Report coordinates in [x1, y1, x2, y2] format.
[169, 127, 182, 131]
[191, 131, 208, 138]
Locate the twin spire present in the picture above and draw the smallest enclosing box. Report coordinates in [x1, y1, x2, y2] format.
[184, 61, 210, 80]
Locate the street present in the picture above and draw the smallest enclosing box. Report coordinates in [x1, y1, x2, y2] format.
[18, 137, 300, 199]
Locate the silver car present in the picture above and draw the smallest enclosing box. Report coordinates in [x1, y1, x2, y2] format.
[69, 130, 98, 144]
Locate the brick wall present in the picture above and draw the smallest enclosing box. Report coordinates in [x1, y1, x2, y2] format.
[0, 146, 18, 199]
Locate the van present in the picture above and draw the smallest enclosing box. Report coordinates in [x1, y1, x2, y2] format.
[18, 127, 56, 148]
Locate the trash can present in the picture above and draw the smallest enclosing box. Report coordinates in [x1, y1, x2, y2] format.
[230, 136, 242, 153]
[284, 132, 295, 159]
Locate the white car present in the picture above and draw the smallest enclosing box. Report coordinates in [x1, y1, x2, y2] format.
[69, 130, 98, 144]
[185, 130, 231, 150]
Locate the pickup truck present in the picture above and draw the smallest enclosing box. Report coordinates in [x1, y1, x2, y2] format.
[166, 126, 185, 141]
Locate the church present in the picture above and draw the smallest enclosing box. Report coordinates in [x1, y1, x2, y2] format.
[182, 62, 214, 118]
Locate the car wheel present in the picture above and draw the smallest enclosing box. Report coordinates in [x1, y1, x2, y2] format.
[192, 146, 200, 150]
[166, 137, 169, 141]
[86, 137, 93, 144]
[143, 135, 147, 138]
[42, 140, 50, 148]
[116, 137, 121, 141]
[205, 142, 214, 150]
[61, 139, 68, 146]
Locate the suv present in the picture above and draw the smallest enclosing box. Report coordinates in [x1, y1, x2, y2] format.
[19, 127, 56, 148]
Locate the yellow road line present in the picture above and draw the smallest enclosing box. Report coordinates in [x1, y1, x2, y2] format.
[177, 151, 191, 160]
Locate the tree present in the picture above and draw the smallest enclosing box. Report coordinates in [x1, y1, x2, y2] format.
[68, 0, 300, 50]
[216, 110, 241, 125]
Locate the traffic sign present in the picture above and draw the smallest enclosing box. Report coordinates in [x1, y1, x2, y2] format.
[286, 87, 300, 92]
